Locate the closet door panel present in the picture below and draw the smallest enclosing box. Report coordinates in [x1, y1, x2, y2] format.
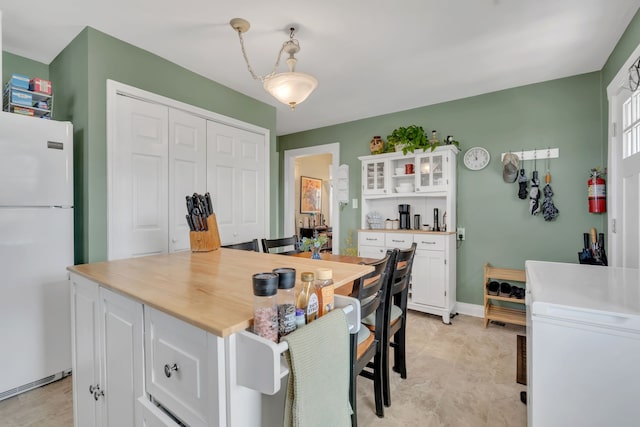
[168, 110, 206, 253]
[111, 96, 169, 260]
[211, 165, 234, 226]
[206, 122, 266, 245]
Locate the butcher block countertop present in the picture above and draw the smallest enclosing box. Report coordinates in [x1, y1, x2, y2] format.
[68, 249, 373, 338]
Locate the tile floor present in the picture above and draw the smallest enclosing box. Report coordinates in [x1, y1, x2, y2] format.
[355, 311, 527, 426]
[0, 311, 527, 427]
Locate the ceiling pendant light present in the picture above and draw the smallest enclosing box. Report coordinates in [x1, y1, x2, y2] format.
[230, 18, 318, 110]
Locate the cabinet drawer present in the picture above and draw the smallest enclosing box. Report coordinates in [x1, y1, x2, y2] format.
[359, 231, 385, 247]
[385, 233, 413, 249]
[145, 307, 209, 427]
[138, 397, 181, 427]
[414, 234, 445, 251]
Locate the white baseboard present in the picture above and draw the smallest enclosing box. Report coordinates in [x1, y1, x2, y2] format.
[455, 302, 484, 318]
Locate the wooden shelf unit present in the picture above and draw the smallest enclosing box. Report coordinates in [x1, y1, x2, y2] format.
[483, 263, 526, 328]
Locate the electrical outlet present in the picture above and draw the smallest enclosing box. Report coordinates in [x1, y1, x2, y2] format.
[457, 227, 465, 241]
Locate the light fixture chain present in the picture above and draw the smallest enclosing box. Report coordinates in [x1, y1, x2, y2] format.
[237, 30, 287, 82]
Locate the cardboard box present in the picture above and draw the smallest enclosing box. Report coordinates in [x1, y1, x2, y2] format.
[12, 106, 34, 116]
[9, 74, 30, 90]
[29, 78, 52, 95]
[11, 91, 32, 107]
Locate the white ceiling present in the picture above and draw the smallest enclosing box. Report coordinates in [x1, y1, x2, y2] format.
[2, 1, 639, 135]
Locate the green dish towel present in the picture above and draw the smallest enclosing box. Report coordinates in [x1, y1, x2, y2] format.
[282, 309, 351, 427]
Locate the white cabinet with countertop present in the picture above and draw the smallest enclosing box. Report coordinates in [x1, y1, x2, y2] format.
[69, 250, 372, 427]
[358, 230, 456, 323]
[358, 145, 458, 323]
[525, 261, 640, 427]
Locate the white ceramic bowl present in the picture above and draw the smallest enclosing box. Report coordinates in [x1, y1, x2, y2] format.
[395, 167, 404, 175]
[395, 184, 414, 193]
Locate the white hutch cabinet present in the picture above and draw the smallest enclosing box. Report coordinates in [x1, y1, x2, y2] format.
[358, 145, 458, 323]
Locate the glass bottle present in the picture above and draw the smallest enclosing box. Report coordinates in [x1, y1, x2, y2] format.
[315, 268, 334, 317]
[296, 272, 318, 324]
[273, 267, 297, 339]
[252, 272, 278, 342]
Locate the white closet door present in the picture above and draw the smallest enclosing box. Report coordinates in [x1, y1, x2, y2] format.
[111, 96, 169, 260]
[206, 121, 266, 245]
[168, 110, 206, 253]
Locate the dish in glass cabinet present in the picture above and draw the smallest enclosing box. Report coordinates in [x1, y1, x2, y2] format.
[395, 185, 414, 193]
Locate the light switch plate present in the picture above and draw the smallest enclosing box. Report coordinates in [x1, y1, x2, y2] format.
[352, 199, 358, 209]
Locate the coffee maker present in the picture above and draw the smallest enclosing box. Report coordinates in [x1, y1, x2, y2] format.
[399, 204, 411, 229]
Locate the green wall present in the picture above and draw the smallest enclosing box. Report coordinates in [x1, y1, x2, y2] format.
[279, 72, 604, 305]
[2, 51, 48, 82]
[4, 27, 277, 264]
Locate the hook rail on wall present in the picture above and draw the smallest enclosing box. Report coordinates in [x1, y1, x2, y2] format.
[500, 148, 559, 162]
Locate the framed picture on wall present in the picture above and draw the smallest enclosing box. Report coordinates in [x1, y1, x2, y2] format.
[300, 176, 322, 213]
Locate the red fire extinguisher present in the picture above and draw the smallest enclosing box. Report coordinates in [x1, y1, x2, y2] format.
[588, 171, 606, 213]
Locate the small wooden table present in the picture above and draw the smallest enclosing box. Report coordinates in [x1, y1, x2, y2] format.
[290, 251, 379, 295]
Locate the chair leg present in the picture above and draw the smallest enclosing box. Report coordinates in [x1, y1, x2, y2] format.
[382, 335, 391, 407]
[350, 373, 358, 427]
[392, 324, 407, 379]
[374, 350, 384, 418]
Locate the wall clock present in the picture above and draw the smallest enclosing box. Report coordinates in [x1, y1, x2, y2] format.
[463, 147, 490, 170]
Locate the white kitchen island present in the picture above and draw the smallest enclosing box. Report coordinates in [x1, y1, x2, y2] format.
[68, 249, 371, 427]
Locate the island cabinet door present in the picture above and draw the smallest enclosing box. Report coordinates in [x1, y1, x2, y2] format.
[70, 274, 144, 427]
[71, 276, 101, 427]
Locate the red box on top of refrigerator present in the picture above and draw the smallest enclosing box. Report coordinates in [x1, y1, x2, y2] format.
[29, 78, 52, 95]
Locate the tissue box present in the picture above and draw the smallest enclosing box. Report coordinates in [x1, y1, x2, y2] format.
[11, 91, 32, 107]
[29, 78, 52, 95]
[9, 74, 30, 90]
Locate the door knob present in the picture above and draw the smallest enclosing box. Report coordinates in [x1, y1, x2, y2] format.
[164, 363, 179, 378]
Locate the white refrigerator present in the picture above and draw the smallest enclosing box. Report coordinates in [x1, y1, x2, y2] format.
[0, 112, 74, 400]
[525, 260, 640, 427]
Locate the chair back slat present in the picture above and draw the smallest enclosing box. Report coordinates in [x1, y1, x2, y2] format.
[389, 243, 417, 308]
[261, 235, 300, 254]
[222, 238, 260, 252]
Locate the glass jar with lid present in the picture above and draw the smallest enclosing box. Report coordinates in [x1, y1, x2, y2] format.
[273, 267, 297, 339]
[252, 272, 278, 342]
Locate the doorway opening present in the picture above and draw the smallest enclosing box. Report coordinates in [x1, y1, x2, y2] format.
[284, 143, 340, 253]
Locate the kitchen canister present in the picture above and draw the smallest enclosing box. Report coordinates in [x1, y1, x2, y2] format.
[252, 272, 279, 342]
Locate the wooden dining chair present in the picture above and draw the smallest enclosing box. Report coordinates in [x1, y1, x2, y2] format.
[222, 239, 260, 252]
[362, 243, 417, 408]
[261, 235, 300, 255]
[349, 249, 397, 426]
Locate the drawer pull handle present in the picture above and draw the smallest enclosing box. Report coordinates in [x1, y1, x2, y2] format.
[90, 384, 103, 400]
[422, 241, 436, 244]
[366, 238, 377, 241]
[164, 363, 179, 378]
[392, 240, 404, 243]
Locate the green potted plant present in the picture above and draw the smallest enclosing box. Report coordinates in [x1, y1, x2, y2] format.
[386, 125, 429, 155]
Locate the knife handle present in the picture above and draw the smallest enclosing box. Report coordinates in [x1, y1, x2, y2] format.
[186, 214, 194, 231]
[205, 193, 213, 215]
[583, 233, 590, 251]
[590, 228, 597, 245]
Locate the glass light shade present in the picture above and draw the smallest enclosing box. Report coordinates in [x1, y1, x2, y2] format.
[263, 72, 318, 109]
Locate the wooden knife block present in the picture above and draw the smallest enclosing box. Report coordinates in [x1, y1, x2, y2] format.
[189, 214, 221, 252]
